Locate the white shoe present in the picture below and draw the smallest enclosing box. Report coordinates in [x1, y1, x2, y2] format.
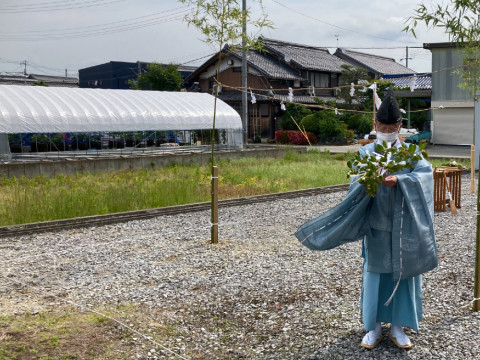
[361, 322, 382, 349]
[389, 325, 412, 349]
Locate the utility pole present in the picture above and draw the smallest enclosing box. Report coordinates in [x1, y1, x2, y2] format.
[65, 68, 67, 78]
[404, 46, 413, 129]
[241, 0, 248, 147]
[23, 60, 27, 85]
[406, 46, 409, 68]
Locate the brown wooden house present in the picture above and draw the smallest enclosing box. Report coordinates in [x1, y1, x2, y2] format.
[186, 38, 350, 139]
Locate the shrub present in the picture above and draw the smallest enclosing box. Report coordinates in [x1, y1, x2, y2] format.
[343, 113, 372, 135]
[275, 130, 289, 144]
[318, 115, 342, 139]
[299, 113, 320, 134]
[299, 110, 348, 139]
[280, 103, 312, 130]
[275, 130, 317, 145]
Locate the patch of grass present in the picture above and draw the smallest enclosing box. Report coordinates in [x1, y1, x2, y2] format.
[0, 306, 141, 360]
[429, 157, 470, 169]
[0, 151, 468, 226]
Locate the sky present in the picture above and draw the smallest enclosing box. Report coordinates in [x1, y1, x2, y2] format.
[0, 0, 452, 78]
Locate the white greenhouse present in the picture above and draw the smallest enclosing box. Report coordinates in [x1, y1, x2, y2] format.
[0, 85, 243, 157]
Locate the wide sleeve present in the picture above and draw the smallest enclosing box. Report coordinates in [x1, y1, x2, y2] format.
[295, 181, 372, 251]
[393, 158, 438, 279]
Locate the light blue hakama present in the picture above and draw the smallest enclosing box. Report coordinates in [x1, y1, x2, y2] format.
[295, 141, 436, 333]
[361, 241, 423, 331]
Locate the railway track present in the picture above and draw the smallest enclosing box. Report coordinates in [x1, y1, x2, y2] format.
[0, 184, 349, 238]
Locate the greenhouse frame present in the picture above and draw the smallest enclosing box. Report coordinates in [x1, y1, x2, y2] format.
[0, 85, 243, 157]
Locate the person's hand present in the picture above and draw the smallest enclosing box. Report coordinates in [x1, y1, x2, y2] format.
[382, 175, 398, 187]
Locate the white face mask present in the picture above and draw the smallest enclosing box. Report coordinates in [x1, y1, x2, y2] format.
[376, 131, 398, 143]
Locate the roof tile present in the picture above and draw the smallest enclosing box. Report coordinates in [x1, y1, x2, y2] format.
[262, 38, 349, 72]
[335, 49, 413, 75]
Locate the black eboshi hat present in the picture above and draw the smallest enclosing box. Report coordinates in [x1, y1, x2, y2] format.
[376, 87, 402, 124]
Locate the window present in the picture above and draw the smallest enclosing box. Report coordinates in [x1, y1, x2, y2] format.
[260, 104, 269, 117]
[310, 72, 330, 88]
[233, 67, 242, 72]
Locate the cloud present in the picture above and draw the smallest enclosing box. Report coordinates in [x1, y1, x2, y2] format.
[0, 0, 451, 75]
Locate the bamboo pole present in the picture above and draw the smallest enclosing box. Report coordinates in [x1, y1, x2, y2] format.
[474, 151, 480, 311]
[472, 145, 475, 194]
[211, 166, 219, 244]
[372, 86, 376, 131]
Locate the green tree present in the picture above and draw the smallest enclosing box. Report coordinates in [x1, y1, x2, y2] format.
[280, 103, 312, 130]
[178, 0, 273, 243]
[397, 97, 428, 130]
[404, 1, 480, 100]
[343, 113, 372, 136]
[299, 112, 321, 135]
[336, 64, 369, 108]
[32, 80, 49, 86]
[129, 63, 183, 91]
[300, 110, 347, 139]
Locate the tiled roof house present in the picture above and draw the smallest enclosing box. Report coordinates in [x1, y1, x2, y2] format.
[187, 39, 420, 140]
[380, 73, 432, 99]
[0, 73, 78, 87]
[334, 48, 414, 78]
[186, 38, 351, 138]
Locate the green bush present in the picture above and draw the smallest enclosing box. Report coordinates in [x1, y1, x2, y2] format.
[280, 103, 312, 130]
[337, 122, 349, 138]
[318, 113, 342, 138]
[299, 110, 348, 139]
[344, 113, 372, 135]
[299, 113, 320, 134]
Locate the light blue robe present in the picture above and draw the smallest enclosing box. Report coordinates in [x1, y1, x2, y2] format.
[295, 140, 436, 331]
[361, 242, 423, 331]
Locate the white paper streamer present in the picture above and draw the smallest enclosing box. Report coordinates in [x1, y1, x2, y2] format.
[280, 101, 286, 111]
[409, 76, 417, 92]
[287, 87, 293, 102]
[369, 82, 382, 110]
[250, 89, 256, 104]
[374, 91, 382, 110]
[350, 83, 355, 97]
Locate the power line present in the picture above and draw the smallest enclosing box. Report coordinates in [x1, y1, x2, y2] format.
[0, 0, 127, 13]
[270, 0, 418, 45]
[0, 13, 187, 41]
[0, 57, 26, 64]
[0, 0, 96, 8]
[1, 5, 189, 34]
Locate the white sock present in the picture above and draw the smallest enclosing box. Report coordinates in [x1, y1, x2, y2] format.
[362, 322, 382, 345]
[391, 325, 411, 346]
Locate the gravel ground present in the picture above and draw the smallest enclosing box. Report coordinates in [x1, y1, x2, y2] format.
[1, 174, 479, 359]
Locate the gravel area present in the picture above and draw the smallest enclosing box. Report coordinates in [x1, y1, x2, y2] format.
[1, 174, 479, 359]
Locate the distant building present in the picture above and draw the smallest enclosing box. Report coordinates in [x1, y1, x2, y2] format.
[78, 61, 197, 90]
[334, 48, 413, 78]
[423, 42, 473, 145]
[381, 73, 432, 131]
[0, 73, 78, 87]
[187, 38, 352, 139]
